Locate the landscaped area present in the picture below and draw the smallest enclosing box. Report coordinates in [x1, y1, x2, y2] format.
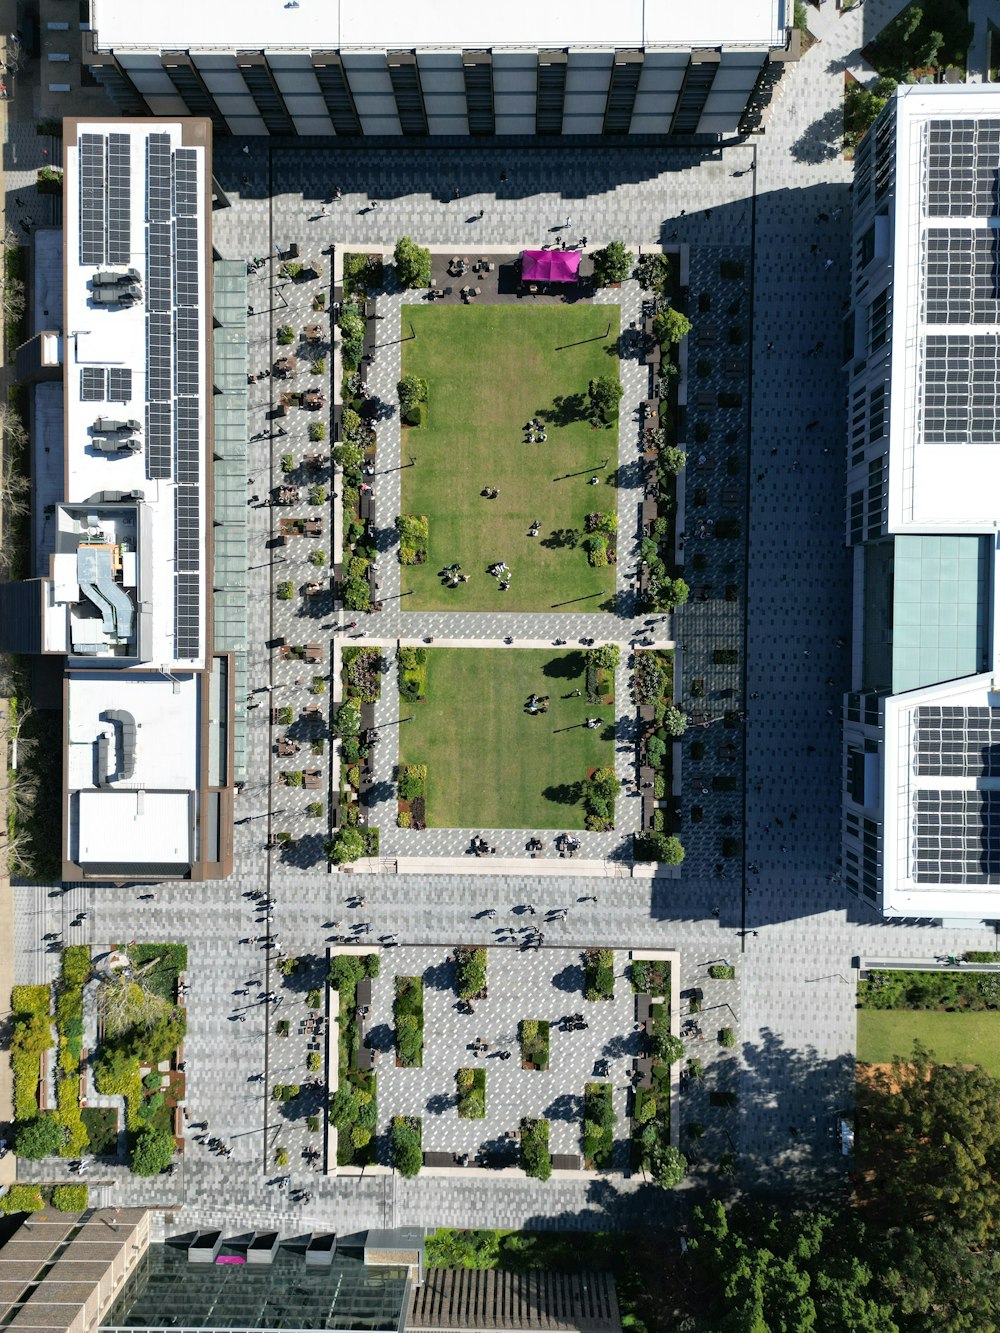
[398, 304, 620, 611]
[857, 1008, 1000, 1075]
[396, 648, 616, 829]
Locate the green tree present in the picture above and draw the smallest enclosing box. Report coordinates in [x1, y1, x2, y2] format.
[649, 1143, 687, 1188]
[391, 1116, 423, 1177]
[130, 1126, 175, 1176]
[660, 445, 687, 474]
[653, 1031, 685, 1065]
[657, 576, 689, 609]
[661, 706, 687, 737]
[0, 1184, 45, 1214]
[591, 241, 632, 286]
[647, 833, 685, 865]
[653, 307, 693, 345]
[397, 374, 428, 416]
[588, 375, 624, 424]
[15, 1115, 65, 1160]
[859, 1043, 1000, 1244]
[327, 828, 365, 865]
[393, 236, 432, 288]
[340, 304, 365, 369]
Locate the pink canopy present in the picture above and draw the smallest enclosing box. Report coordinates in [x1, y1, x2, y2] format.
[521, 249, 581, 283]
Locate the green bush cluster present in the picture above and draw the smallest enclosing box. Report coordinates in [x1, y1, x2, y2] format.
[0, 1185, 45, 1214]
[340, 303, 365, 370]
[719, 1027, 736, 1048]
[456, 1067, 486, 1119]
[51, 1184, 89, 1211]
[328, 1077, 378, 1143]
[11, 985, 52, 1121]
[858, 967, 1000, 1012]
[634, 832, 685, 865]
[396, 645, 428, 699]
[93, 1050, 145, 1131]
[273, 1083, 301, 1102]
[520, 1118, 552, 1181]
[519, 1019, 550, 1070]
[590, 241, 632, 287]
[636, 252, 672, 294]
[584, 948, 615, 1001]
[455, 947, 487, 1000]
[391, 1115, 422, 1177]
[583, 1082, 616, 1167]
[397, 763, 427, 802]
[131, 1126, 175, 1176]
[708, 964, 736, 980]
[652, 307, 692, 346]
[394, 977, 424, 1067]
[396, 513, 429, 564]
[277, 325, 295, 345]
[587, 374, 623, 426]
[584, 767, 619, 832]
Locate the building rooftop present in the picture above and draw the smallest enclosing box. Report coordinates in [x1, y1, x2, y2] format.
[90, 0, 788, 51]
[886, 85, 1000, 533]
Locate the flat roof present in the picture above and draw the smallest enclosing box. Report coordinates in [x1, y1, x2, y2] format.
[886, 85, 1000, 534]
[63, 119, 207, 669]
[91, 0, 787, 51]
[76, 789, 192, 864]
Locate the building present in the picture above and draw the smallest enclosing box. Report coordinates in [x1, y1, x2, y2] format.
[83, 0, 796, 141]
[842, 84, 1000, 923]
[0, 117, 247, 882]
[0, 1216, 620, 1333]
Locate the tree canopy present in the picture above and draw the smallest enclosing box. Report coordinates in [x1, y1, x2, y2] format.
[393, 236, 432, 288]
[15, 1115, 65, 1160]
[130, 1126, 175, 1176]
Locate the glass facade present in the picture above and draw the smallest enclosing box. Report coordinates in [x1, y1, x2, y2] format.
[101, 1243, 409, 1333]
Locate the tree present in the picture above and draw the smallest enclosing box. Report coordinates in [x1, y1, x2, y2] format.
[130, 1126, 175, 1176]
[649, 1143, 687, 1188]
[588, 375, 623, 425]
[657, 576, 689, 609]
[327, 828, 364, 865]
[393, 236, 432, 288]
[0, 1185, 45, 1215]
[660, 446, 687, 475]
[653, 1031, 685, 1065]
[646, 833, 685, 865]
[591, 241, 632, 286]
[858, 1043, 1000, 1243]
[340, 304, 365, 368]
[391, 1116, 422, 1178]
[397, 374, 427, 412]
[15, 1115, 64, 1160]
[594, 643, 621, 671]
[333, 701, 361, 736]
[662, 706, 687, 738]
[653, 307, 692, 345]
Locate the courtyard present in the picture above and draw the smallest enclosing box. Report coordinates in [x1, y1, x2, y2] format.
[396, 648, 616, 831]
[398, 304, 620, 612]
[367, 945, 644, 1169]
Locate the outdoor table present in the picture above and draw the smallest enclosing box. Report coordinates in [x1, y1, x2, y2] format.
[303, 390, 324, 409]
[274, 355, 297, 375]
[303, 770, 322, 789]
[305, 520, 323, 537]
[304, 323, 323, 341]
[304, 644, 322, 662]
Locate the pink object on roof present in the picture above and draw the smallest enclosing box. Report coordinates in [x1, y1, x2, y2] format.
[521, 250, 581, 283]
[216, 1255, 245, 1265]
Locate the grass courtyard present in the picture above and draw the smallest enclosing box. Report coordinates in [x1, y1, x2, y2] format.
[857, 1008, 1000, 1075]
[397, 648, 615, 830]
[399, 304, 620, 612]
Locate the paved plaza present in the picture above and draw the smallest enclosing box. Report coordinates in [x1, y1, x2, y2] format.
[8, 0, 1000, 1241]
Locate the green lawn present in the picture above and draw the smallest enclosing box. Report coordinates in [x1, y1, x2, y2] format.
[399, 304, 620, 611]
[397, 648, 614, 829]
[857, 1008, 1000, 1074]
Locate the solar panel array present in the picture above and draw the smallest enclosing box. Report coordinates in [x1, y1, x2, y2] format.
[922, 334, 1000, 444]
[923, 229, 1000, 324]
[108, 367, 132, 401]
[140, 133, 203, 660]
[107, 133, 132, 265]
[924, 119, 1000, 217]
[80, 366, 106, 402]
[914, 706, 1000, 777]
[78, 133, 106, 266]
[913, 790, 1000, 884]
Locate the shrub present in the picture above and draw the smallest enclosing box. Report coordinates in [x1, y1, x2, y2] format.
[308, 484, 327, 506]
[326, 828, 364, 864]
[15, 1115, 64, 1160]
[391, 1115, 423, 1177]
[307, 802, 324, 818]
[307, 1116, 320, 1132]
[456, 1068, 486, 1119]
[393, 236, 432, 288]
[277, 324, 295, 345]
[588, 374, 623, 425]
[584, 948, 615, 1001]
[719, 1027, 736, 1047]
[635, 833, 685, 864]
[275, 1146, 289, 1166]
[51, 1184, 88, 1211]
[660, 445, 687, 475]
[661, 706, 687, 738]
[311, 358, 326, 376]
[340, 304, 365, 369]
[653, 307, 692, 346]
[591, 241, 632, 286]
[311, 675, 326, 694]
[636, 251, 671, 294]
[334, 700, 361, 736]
[455, 947, 487, 1000]
[397, 811, 412, 828]
[276, 581, 294, 601]
[520, 1118, 552, 1181]
[131, 1126, 175, 1176]
[654, 1031, 685, 1065]
[709, 964, 736, 980]
[307, 421, 326, 444]
[397, 763, 427, 801]
[0, 1185, 45, 1214]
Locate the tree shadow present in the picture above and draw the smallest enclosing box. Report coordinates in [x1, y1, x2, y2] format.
[540, 528, 580, 550]
[541, 650, 585, 679]
[602, 1032, 642, 1059]
[542, 782, 584, 805]
[277, 833, 327, 869]
[362, 779, 394, 808]
[366, 1021, 395, 1053]
[422, 957, 456, 991]
[789, 107, 844, 164]
[426, 1091, 454, 1114]
[538, 392, 587, 426]
[278, 953, 326, 993]
[551, 962, 585, 994]
[544, 1092, 583, 1122]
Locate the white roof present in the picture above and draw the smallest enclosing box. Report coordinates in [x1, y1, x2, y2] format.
[91, 0, 787, 51]
[77, 789, 192, 864]
[63, 119, 207, 669]
[887, 85, 1000, 534]
[66, 670, 200, 794]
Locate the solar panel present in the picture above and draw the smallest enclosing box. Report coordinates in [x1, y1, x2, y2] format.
[913, 789, 1000, 884]
[173, 149, 198, 216]
[146, 133, 173, 223]
[914, 706, 1000, 777]
[924, 118, 1000, 217]
[174, 397, 200, 483]
[80, 366, 106, 402]
[923, 229, 1000, 324]
[174, 215, 199, 308]
[145, 401, 172, 479]
[146, 221, 172, 313]
[146, 313, 173, 401]
[78, 133, 106, 266]
[175, 308, 200, 397]
[174, 571, 201, 660]
[174, 486, 200, 572]
[108, 367, 132, 401]
[922, 333, 1000, 444]
[107, 133, 132, 266]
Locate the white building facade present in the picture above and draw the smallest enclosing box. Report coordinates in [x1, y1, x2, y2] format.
[83, 0, 795, 140]
[843, 85, 1000, 923]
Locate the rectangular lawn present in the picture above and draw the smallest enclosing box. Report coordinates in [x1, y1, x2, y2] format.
[399, 304, 620, 611]
[857, 1007, 1000, 1074]
[397, 648, 615, 829]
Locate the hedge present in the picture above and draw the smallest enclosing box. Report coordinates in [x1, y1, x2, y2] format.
[51, 1184, 88, 1212]
[11, 985, 52, 1121]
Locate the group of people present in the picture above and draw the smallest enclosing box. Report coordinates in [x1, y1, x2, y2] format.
[527, 519, 541, 538]
[439, 562, 470, 588]
[487, 561, 511, 591]
[480, 486, 500, 499]
[525, 693, 550, 715]
[524, 418, 548, 443]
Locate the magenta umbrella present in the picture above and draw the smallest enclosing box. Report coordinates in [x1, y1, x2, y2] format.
[521, 249, 582, 283]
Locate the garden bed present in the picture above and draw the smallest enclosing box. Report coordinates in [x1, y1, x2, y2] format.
[457, 1067, 486, 1119]
[455, 946, 487, 1001]
[630, 959, 670, 1001]
[327, 953, 381, 1165]
[583, 1082, 615, 1169]
[394, 976, 424, 1067]
[519, 1019, 550, 1071]
[583, 949, 615, 1001]
[520, 1118, 552, 1180]
[858, 968, 1000, 1013]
